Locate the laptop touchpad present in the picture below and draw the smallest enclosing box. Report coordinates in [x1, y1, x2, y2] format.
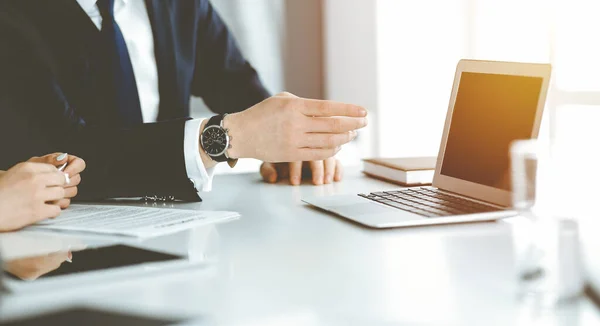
[332, 203, 393, 216]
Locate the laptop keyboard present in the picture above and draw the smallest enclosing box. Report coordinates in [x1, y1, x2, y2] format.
[359, 187, 501, 218]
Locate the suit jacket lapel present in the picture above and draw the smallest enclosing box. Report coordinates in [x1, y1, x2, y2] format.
[145, 0, 182, 121]
[34, 0, 100, 75]
[36, 0, 115, 125]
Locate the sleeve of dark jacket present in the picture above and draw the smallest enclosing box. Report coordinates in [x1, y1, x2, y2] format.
[190, 0, 271, 114]
[0, 7, 199, 201]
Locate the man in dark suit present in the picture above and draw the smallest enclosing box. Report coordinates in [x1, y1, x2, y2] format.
[0, 0, 367, 201]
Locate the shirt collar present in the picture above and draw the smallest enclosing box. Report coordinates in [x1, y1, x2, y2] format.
[76, 0, 98, 14]
[76, 0, 129, 15]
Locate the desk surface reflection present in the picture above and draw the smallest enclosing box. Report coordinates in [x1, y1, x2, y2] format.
[0, 169, 599, 326]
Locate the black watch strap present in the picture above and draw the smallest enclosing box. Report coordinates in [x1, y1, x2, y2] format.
[203, 115, 238, 168]
[205, 115, 228, 163]
[206, 114, 223, 127]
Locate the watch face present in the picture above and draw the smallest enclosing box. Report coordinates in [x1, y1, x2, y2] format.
[202, 126, 228, 156]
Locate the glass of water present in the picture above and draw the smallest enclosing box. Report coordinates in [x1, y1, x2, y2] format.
[510, 139, 583, 306]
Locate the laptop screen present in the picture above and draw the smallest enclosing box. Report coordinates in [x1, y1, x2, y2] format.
[440, 72, 544, 191]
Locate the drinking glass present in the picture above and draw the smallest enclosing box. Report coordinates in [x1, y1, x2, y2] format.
[510, 139, 583, 306]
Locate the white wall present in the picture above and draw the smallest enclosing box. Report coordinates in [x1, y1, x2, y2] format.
[325, 0, 471, 160]
[376, 0, 468, 158]
[324, 0, 379, 162]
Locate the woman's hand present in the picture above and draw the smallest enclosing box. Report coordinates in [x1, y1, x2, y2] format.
[4, 251, 72, 280]
[28, 153, 86, 209]
[0, 162, 68, 232]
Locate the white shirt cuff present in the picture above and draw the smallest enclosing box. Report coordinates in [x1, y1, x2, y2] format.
[184, 118, 215, 192]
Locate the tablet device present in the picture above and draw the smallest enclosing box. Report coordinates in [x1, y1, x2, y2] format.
[0, 307, 184, 326]
[2, 245, 198, 292]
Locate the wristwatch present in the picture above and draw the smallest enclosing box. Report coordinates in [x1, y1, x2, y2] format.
[200, 114, 238, 168]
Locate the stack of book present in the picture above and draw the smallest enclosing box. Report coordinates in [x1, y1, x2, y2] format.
[362, 157, 437, 186]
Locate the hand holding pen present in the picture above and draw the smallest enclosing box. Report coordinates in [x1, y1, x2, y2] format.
[28, 153, 86, 209]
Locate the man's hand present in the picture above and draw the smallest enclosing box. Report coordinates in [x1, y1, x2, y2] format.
[261, 159, 343, 185]
[28, 153, 86, 209]
[224, 92, 367, 163]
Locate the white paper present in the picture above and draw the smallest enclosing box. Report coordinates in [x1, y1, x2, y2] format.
[28, 204, 240, 238]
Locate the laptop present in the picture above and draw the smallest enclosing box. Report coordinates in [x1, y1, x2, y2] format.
[304, 59, 552, 228]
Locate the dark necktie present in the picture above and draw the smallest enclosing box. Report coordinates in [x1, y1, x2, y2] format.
[97, 0, 143, 127]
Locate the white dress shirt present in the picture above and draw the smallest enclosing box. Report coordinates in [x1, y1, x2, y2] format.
[76, 0, 214, 192]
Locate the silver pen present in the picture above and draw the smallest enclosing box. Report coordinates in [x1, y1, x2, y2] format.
[57, 153, 70, 184]
[57, 152, 68, 171]
[58, 162, 68, 172]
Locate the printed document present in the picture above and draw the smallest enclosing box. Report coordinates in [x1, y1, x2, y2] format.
[29, 204, 240, 237]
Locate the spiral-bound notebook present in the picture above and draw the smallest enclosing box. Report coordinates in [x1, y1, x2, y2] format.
[362, 157, 437, 186]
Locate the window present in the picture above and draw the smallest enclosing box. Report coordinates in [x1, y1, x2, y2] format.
[375, 0, 599, 160]
[200, 1, 599, 175]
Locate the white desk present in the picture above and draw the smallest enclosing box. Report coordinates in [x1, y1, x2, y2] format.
[1, 169, 599, 325]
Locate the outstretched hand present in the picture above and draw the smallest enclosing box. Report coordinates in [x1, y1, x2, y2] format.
[225, 92, 367, 163]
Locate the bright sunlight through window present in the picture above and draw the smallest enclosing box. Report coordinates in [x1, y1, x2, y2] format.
[376, 0, 599, 157]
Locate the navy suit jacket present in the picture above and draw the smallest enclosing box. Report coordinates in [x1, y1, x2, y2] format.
[0, 0, 270, 201]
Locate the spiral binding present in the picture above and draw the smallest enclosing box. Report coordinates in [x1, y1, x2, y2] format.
[141, 195, 176, 202]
